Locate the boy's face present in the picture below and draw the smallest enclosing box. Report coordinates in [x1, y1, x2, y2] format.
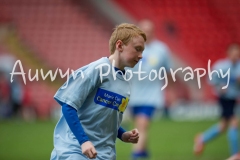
[228, 47, 240, 63]
[119, 36, 145, 68]
[139, 20, 154, 44]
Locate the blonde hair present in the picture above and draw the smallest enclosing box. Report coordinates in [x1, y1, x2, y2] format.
[109, 23, 147, 54]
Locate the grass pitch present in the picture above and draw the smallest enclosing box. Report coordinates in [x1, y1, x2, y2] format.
[0, 119, 230, 160]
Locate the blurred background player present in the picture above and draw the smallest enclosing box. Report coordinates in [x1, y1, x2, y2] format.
[129, 19, 171, 160]
[0, 53, 24, 118]
[194, 43, 240, 156]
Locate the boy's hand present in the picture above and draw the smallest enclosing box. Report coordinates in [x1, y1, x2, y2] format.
[81, 141, 97, 159]
[121, 128, 139, 143]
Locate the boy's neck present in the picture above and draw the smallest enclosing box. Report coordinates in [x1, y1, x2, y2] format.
[108, 54, 124, 70]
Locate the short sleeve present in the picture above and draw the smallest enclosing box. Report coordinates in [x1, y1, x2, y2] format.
[54, 66, 100, 110]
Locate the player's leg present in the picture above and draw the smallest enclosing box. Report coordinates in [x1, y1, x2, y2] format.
[194, 119, 227, 155]
[194, 97, 229, 155]
[131, 106, 155, 160]
[203, 118, 228, 142]
[133, 115, 149, 159]
[228, 116, 238, 155]
[226, 98, 238, 155]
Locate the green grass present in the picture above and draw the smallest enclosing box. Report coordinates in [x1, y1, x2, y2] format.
[0, 119, 230, 160]
[0, 120, 55, 160]
[117, 119, 229, 160]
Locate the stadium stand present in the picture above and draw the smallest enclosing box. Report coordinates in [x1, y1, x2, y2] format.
[0, 0, 114, 118]
[0, 0, 239, 118]
[113, 0, 240, 68]
[113, 0, 240, 100]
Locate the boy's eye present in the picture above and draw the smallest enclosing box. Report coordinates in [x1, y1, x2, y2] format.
[136, 47, 141, 52]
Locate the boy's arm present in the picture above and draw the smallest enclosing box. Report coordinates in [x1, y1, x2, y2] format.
[62, 104, 97, 159]
[62, 103, 89, 145]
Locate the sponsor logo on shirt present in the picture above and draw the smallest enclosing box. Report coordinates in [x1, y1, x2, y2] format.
[94, 88, 129, 113]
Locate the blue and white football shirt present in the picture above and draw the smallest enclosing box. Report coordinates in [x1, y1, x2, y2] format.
[51, 57, 130, 160]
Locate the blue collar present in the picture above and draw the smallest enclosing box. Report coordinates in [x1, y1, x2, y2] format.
[114, 67, 125, 75]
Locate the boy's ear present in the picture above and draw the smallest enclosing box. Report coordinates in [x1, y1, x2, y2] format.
[116, 40, 123, 52]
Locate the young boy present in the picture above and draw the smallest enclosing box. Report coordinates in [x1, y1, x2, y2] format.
[50, 23, 146, 160]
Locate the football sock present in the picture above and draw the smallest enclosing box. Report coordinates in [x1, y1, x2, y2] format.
[228, 127, 238, 155]
[202, 124, 220, 143]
